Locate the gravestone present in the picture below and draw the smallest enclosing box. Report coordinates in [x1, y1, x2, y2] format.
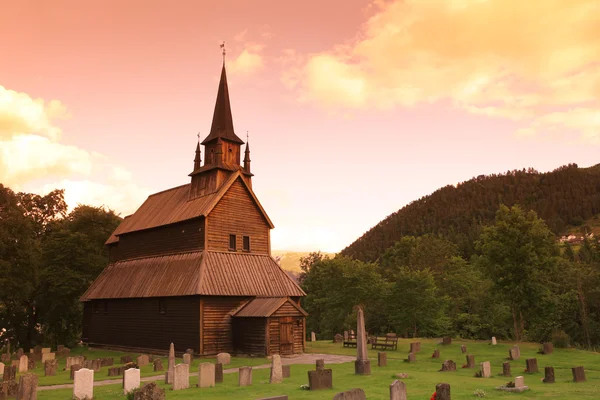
[108, 366, 124, 376]
[405, 353, 416, 363]
[216, 352, 230, 365]
[333, 334, 343, 343]
[198, 363, 215, 388]
[316, 359, 325, 370]
[3, 365, 16, 381]
[409, 343, 418, 353]
[460, 345, 467, 354]
[57, 345, 64, 352]
[185, 349, 194, 358]
[83, 359, 101, 371]
[544, 366, 555, 383]
[396, 373, 409, 379]
[41, 353, 55, 363]
[44, 359, 58, 376]
[308, 368, 332, 390]
[165, 343, 175, 384]
[572, 366, 586, 382]
[440, 360, 456, 372]
[515, 376, 525, 388]
[344, 331, 349, 341]
[239, 366, 253, 387]
[1, 380, 18, 398]
[480, 361, 491, 378]
[415, 342, 421, 352]
[134, 382, 165, 400]
[16, 373, 37, 400]
[27, 358, 35, 371]
[432, 349, 440, 359]
[270, 355, 283, 384]
[435, 383, 451, 400]
[389, 380, 407, 400]
[543, 342, 553, 354]
[73, 368, 94, 400]
[491, 337, 497, 345]
[466, 355, 475, 368]
[442, 337, 452, 345]
[332, 388, 366, 400]
[70, 365, 83, 380]
[355, 307, 371, 375]
[41, 348, 50, 354]
[0, 362, 4, 376]
[123, 368, 141, 395]
[66, 356, 84, 369]
[18, 355, 28, 373]
[215, 363, 223, 383]
[16, 349, 23, 359]
[311, 332, 316, 342]
[282, 364, 290, 378]
[121, 355, 133, 364]
[137, 355, 149, 367]
[100, 357, 114, 367]
[183, 354, 191, 365]
[32, 346, 41, 355]
[509, 346, 520, 360]
[502, 362, 511, 377]
[526, 358, 538, 373]
[173, 364, 189, 390]
[153, 358, 163, 372]
[378, 352, 387, 367]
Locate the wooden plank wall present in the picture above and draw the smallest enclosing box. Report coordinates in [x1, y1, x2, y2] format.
[267, 316, 305, 356]
[268, 318, 280, 355]
[232, 318, 266, 355]
[201, 296, 249, 355]
[84, 296, 200, 353]
[207, 179, 270, 254]
[110, 218, 204, 262]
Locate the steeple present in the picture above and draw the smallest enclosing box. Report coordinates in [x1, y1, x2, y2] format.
[193, 141, 201, 171]
[243, 134, 251, 174]
[201, 63, 244, 145]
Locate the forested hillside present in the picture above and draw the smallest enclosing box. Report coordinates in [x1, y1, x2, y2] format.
[341, 163, 600, 262]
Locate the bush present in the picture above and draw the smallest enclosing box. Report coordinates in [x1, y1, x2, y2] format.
[552, 330, 570, 348]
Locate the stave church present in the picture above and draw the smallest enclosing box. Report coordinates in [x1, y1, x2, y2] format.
[81, 59, 307, 356]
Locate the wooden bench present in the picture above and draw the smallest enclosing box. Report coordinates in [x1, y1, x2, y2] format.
[371, 335, 399, 351]
[343, 333, 357, 348]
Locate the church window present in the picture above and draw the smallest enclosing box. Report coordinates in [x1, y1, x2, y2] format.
[243, 236, 250, 252]
[159, 299, 167, 314]
[229, 234, 237, 251]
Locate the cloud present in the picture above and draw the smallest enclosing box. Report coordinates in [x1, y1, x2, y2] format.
[0, 85, 150, 215]
[284, 0, 600, 141]
[229, 43, 265, 76]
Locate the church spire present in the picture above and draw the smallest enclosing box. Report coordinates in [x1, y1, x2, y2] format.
[243, 131, 251, 173]
[193, 138, 201, 171]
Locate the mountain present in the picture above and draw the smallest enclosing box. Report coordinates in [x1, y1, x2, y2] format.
[272, 250, 337, 272]
[340, 163, 600, 262]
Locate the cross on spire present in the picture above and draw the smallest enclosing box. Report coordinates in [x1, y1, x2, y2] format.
[220, 41, 226, 64]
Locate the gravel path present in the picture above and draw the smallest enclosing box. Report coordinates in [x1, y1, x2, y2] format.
[37, 353, 355, 391]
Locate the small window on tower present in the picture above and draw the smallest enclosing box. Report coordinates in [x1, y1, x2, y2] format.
[229, 234, 237, 251]
[159, 299, 167, 314]
[243, 236, 250, 252]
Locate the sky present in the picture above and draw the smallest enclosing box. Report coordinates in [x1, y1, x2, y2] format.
[1, 0, 599, 253]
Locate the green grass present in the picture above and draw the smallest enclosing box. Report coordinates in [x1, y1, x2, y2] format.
[37, 339, 600, 399]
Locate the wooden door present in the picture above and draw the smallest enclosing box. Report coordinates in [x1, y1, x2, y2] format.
[279, 317, 294, 355]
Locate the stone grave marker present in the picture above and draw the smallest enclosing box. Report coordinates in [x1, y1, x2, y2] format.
[44, 359, 58, 376]
[153, 358, 163, 372]
[332, 388, 366, 400]
[137, 355, 149, 367]
[165, 343, 175, 384]
[0, 362, 4, 376]
[333, 334, 343, 343]
[466, 354, 475, 368]
[120, 355, 133, 364]
[16, 349, 23, 359]
[308, 368, 332, 390]
[509, 345, 520, 360]
[198, 363, 215, 388]
[436, 383, 451, 400]
[432, 349, 440, 359]
[239, 366, 253, 387]
[480, 361, 491, 378]
[526, 358, 538, 373]
[316, 359, 325, 370]
[311, 332, 316, 342]
[1, 380, 18, 398]
[442, 337, 452, 345]
[41, 353, 55, 363]
[502, 361, 511, 377]
[134, 382, 165, 400]
[16, 373, 37, 400]
[185, 349, 194, 358]
[216, 352, 230, 365]
[41, 348, 51, 354]
[108, 366, 124, 377]
[440, 360, 456, 372]
[544, 366, 555, 383]
[515, 376, 525, 388]
[173, 364, 189, 390]
[57, 345, 64, 352]
[215, 363, 223, 383]
[344, 331, 349, 341]
[282, 364, 290, 378]
[73, 368, 94, 400]
[491, 337, 497, 345]
[460, 345, 467, 354]
[355, 307, 371, 375]
[123, 368, 141, 395]
[3, 365, 17, 381]
[66, 356, 84, 370]
[27, 358, 35, 371]
[405, 353, 416, 363]
[70, 365, 83, 380]
[183, 353, 191, 365]
[378, 352, 387, 367]
[18, 355, 28, 373]
[390, 379, 407, 400]
[572, 366, 586, 382]
[543, 342, 553, 354]
[409, 343, 418, 353]
[100, 357, 114, 367]
[270, 355, 283, 384]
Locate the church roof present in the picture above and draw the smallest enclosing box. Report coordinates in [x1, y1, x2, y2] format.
[80, 250, 306, 300]
[106, 171, 273, 244]
[232, 297, 308, 317]
[201, 64, 244, 145]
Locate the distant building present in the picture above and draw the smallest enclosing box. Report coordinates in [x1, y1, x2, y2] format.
[81, 61, 307, 357]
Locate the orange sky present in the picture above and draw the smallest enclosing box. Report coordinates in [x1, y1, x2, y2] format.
[1, 0, 599, 252]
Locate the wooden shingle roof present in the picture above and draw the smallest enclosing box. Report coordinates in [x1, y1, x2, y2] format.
[233, 297, 308, 317]
[80, 250, 306, 301]
[106, 171, 273, 244]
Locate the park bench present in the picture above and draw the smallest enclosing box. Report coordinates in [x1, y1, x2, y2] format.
[343, 332, 357, 348]
[371, 334, 399, 351]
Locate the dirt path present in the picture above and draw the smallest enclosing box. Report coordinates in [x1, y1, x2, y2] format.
[37, 353, 355, 391]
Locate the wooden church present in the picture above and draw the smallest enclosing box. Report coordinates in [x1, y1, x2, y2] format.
[81, 60, 307, 357]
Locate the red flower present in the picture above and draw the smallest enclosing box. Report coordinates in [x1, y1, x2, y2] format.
[430, 392, 437, 400]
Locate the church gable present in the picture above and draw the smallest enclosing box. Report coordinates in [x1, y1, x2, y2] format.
[206, 177, 271, 254]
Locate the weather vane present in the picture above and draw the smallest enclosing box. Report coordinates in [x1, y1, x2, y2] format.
[197, 132, 201, 143]
[246, 131, 249, 142]
[220, 41, 226, 63]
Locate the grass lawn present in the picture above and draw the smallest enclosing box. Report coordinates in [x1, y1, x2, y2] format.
[37, 338, 600, 399]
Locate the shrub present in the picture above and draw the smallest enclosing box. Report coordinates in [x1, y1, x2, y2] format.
[552, 330, 570, 348]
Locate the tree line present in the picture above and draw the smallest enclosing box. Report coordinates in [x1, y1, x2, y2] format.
[341, 163, 600, 262]
[0, 184, 121, 350]
[301, 204, 600, 348]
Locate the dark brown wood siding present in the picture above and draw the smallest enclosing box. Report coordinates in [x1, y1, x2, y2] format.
[201, 296, 249, 355]
[267, 316, 305, 356]
[84, 296, 200, 354]
[207, 180, 269, 254]
[268, 318, 280, 355]
[111, 218, 204, 262]
[272, 303, 303, 317]
[232, 318, 266, 356]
